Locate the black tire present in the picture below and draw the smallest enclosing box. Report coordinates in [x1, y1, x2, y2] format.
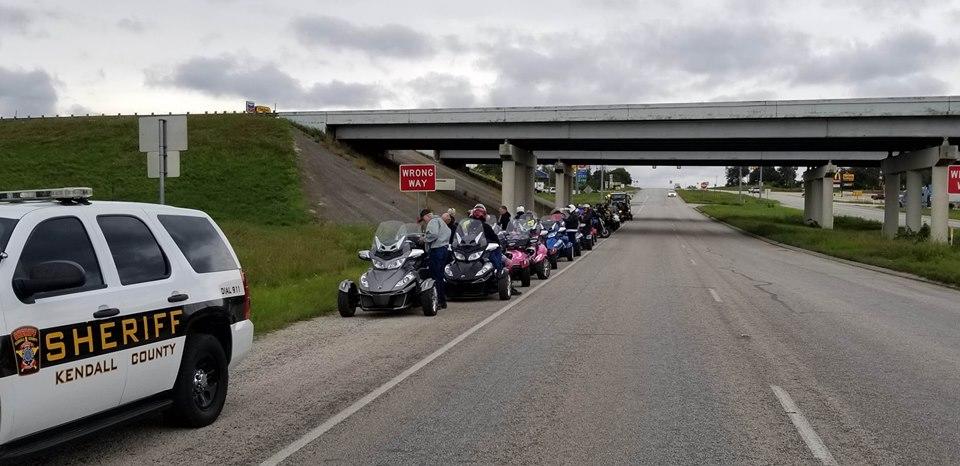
[566, 247, 575, 261]
[498, 273, 511, 300]
[549, 255, 558, 269]
[337, 290, 356, 317]
[169, 334, 228, 428]
[421, 287, 438, 316]
[536, 261, 550, 279]
[520, 266, 531, 287]
[573, 241, 582, 257]
[583, 239, 592, 251]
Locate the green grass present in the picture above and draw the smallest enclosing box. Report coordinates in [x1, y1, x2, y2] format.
[0, 114, 309, 226]
[683, 190, 960, 286]
[677, 189, 777, 207]
[538, 191, 630, 206]
[878, 206, 960, 221]
[222, 222, 373, 333]
[0, 115, 374, 334]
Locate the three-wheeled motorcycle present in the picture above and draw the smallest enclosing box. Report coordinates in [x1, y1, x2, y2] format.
[338, 221, 438, 317]
[445, 218, 511, 300]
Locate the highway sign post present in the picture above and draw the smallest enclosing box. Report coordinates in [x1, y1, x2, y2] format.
[948, 165, 960, 194]
[139, 115, 187, 205]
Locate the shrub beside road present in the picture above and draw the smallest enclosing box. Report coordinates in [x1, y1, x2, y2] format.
[679, 190, 960, 287]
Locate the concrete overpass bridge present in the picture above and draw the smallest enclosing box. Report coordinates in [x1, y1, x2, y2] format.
[281, 96, 960, 242]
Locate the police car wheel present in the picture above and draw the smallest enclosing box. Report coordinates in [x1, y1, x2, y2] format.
[170, 334, 229, 427]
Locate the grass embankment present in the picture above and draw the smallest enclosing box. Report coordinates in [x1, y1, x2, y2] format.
[879, 206, 960, 221]
[0, 115, 369, 333]
[678, 190, 960, 286]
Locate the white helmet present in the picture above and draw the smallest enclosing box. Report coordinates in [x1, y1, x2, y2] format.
[568, 204, 577, 211]
[516, 205, 525, 214]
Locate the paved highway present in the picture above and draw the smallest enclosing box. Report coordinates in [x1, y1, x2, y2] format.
[36, 189, 960, 464]
[766, 190, 960, 228]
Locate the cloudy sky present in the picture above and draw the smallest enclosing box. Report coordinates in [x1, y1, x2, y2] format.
[2, 0, 959, 187]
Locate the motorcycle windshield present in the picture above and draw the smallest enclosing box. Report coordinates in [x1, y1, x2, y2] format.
[454, 218, 487, 248]
[505, 219, 529, 234]
[540, 217, 558, 231]
[372, 221, 409, 252]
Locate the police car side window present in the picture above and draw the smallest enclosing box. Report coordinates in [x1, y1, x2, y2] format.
[14, 217, 105, 301]
[157, 215, 236, 273]
[97, 215, 170, 285]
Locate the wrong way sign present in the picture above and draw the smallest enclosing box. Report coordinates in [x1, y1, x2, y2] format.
[399, 164, 436, 192]
[949, 165, 960, 194]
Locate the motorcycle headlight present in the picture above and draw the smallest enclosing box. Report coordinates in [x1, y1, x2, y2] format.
[475, 263, 493, 277]
[394, 272, 416, 289]
[547, 233, 555, 238]
[467, 251, 483, 261]
[359, 273, 369, 289]
[373, 257, 405, 270]
[444, 264, 453, 277]
[454, 251, 466, 261]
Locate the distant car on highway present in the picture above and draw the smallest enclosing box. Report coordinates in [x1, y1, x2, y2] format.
[667, 191, 677, 197]
[748, 187, 760, 194]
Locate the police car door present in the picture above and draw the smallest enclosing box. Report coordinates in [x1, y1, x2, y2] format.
[0, 211, 128, 440]
[93, 210, 186, 404]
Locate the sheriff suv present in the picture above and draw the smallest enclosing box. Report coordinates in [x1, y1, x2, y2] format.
[0, 188, 253, 457]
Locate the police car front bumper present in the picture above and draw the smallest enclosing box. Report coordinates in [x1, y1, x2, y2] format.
[230, 319, 254, 369]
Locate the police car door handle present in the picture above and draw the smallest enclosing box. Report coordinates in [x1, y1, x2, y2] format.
[93, 307, 120, 318]
[168, 293, 189, 303]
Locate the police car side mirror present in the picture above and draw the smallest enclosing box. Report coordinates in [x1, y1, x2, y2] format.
[13, 260, 86, 303]
[358, 250, 371, 261]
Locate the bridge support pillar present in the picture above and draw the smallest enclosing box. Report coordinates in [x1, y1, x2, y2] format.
[904, 170, 923, 233]
[802, 163, 837, 229]
[881, 142, 958, 243]
[554, 163, 573, 211]
[499, 143, 537, 216]
[882, 172, 901, 238]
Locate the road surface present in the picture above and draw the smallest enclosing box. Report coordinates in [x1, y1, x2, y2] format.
[767, 190, 960, 228]
[35, 189, 960, 464]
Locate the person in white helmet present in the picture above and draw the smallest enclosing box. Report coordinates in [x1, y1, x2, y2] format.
[514, 205, 526, 220]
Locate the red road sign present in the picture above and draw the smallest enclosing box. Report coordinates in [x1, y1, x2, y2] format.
[399, 164, 436, 192]
[949, 165, 960, 194]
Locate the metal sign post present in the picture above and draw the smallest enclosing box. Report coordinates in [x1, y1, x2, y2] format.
[139, 115, 187, 205]
[738, 166, 743, 203]
[159, 119, 167, 204]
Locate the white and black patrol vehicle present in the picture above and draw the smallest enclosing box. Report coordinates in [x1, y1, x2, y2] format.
[0, 188, 253, 457]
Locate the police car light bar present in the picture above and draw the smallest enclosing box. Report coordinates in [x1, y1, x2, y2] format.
[0, 187, 93, 203]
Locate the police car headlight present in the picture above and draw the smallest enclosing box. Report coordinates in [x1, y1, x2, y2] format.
[475, 263, 493, 277]
[394, 272, 416, 289]
[454, 251, 466, 261]
[359, 273, 369, 289]
[467, 251, 483, 261]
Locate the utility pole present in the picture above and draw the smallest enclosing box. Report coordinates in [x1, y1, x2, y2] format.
[759, 165, 763, 199]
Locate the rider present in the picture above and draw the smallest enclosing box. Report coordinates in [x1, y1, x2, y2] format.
[514, 205, 527, 220]
[471, 204, 522, 295]
[564, 203, 580, 245]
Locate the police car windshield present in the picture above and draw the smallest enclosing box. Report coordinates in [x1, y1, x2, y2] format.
[0, 218, 17, 252]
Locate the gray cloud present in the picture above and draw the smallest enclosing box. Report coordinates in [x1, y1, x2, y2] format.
[146, 55, 387, 108]
[406, 73, 478, 108]
[116, 17, 147, 33]
[795, 31, 957, 95]
[0, 5, 33, 44]
[0, 67, 57, 116]
[292, 15, 434, 59]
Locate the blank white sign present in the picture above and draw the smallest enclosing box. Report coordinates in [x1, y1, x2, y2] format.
[139, 115, 188, 152]
[147, 151, 180, 178]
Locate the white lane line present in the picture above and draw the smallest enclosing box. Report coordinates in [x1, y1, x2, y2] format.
[770, 385, 838, 466]
[260, 242, 605, 466]
[708, 288, 722, 303]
